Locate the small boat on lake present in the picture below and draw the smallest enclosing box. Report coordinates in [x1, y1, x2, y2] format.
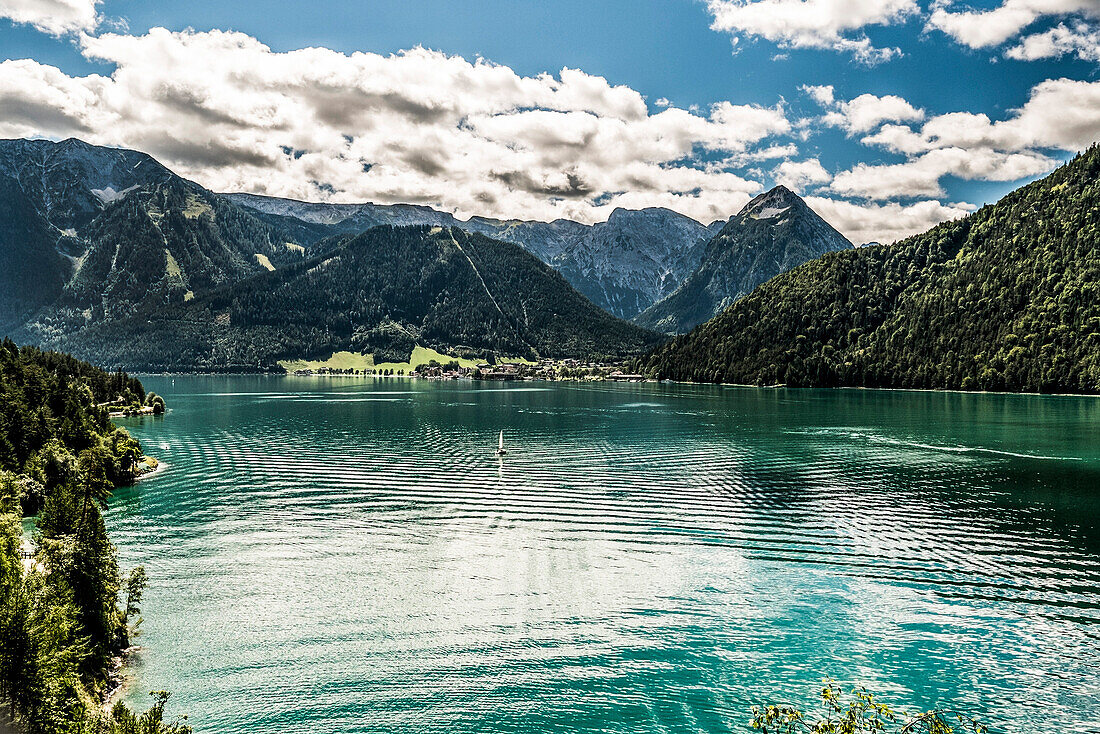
[497, 430, 507, 456]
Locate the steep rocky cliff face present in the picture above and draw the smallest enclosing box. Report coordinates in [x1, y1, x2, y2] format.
[634, 186, 853, 333]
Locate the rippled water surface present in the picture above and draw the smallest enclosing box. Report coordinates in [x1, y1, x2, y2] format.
[110, 377, 1100, 733]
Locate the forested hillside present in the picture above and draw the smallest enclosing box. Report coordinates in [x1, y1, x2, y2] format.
[53, 226, 664, 372]
[18, 176, 307, 344]
[0, 175, 67, 327]
[638, 146, 1100, 394]
[0, 340, 188, 733]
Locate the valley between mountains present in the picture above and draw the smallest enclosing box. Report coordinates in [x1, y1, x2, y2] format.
[0, 137, 851, 372]
[3, 136, 1099, 394]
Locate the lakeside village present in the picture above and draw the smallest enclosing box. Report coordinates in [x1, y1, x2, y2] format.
[293, 358, 649, 382]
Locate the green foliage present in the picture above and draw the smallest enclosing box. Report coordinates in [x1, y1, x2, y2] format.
[639, 146, 1100, 394]
[108, 691, 192, 734]
[0, 340, 182, 734]
[123, 568, 146, 625]
[751, 682, 988, 734]
[0, 174, 68, 328]
[144, 394, 165, 416]
[50, 226, 664, 371]
[51, 179, 299, 325]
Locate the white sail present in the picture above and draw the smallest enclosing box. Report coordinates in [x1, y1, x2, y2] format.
[498, 430, 504, 450]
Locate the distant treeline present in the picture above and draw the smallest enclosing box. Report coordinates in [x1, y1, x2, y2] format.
[638, 145, 1100, 394]
[0, 339, 189, 733]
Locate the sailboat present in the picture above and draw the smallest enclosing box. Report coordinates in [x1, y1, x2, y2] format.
[496, 430, 507, 456]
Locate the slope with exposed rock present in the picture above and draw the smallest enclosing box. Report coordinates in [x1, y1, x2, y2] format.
[226, 193, 716, 320]
[0, 138, 311, 342]
[634, 186, 853, 334]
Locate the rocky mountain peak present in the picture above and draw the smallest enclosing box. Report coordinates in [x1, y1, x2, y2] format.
[0, 137, 173, 231]
[607, 206, 632, 223]
[739, 185, 805, 221]
[633, 186, 853, 334]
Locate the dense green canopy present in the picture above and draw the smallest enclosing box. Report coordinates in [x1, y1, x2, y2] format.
[0, 340, 188, 733]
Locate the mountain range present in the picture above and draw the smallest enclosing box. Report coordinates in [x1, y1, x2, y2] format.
[225, 193, 720, 321]
[3, 136, 1096, 394]
[0, 137, 848, 370]
[227, 188, 852, 331]
[638, 145, 1100, 394]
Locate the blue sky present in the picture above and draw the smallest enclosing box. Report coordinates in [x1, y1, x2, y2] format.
[1, 0, 1098, 243]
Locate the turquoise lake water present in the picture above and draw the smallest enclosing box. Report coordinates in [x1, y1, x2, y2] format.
[109, 377, 1100, 733]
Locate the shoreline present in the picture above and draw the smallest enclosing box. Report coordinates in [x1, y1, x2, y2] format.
[134, 459, 166, 481]
[133, 458, 167, 482]
[129, 370, 1100, 398]
[694, 381, 1100, 400]
[102, 646, 140, 712]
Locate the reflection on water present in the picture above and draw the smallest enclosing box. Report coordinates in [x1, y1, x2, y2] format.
[109, 377, 1100, 734]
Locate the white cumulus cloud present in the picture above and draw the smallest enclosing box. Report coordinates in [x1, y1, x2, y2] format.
[812, 91, 925, 134]
[862, 78, 1100, 155]
[830, 148, 1055, 199]
[805, 197, 975, 245]
[0, 27, 799, 225]
[0, 0, 99, 35]
[772, 158, 831, 191]
[2, 20, 1094, 247]
[704, 0, 918, 63]
[823, 78, 1100, 201]
[927, 0, 1100, 60]
[1006, 20, 1100, 61]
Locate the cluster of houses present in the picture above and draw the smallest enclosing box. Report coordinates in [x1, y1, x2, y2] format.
[292, 359, 650, 382]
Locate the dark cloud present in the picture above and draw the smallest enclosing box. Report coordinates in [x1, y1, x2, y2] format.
[299, 86, 452, 128]
[401, 149, 447, 177]
[491, 169, 593, 198]
[140, 133, 278, 169]
[0, 95, 91, 134]
[153, 82, 258, 128]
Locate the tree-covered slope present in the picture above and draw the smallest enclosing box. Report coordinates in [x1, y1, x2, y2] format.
[634, 186, 852, 334]
[0, 341, 186, 733]
[54, 226, 664, 371]
[17, 177, 310, 343]
[638, 146, 1100, 394]
[0, 174, 70, 328]
[0, 138, 174, 328]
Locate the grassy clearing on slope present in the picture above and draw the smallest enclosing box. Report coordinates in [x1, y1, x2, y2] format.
[373, 346, 485, 372]
[279, 351, 374, 372]
[279, 346, 488, 374]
